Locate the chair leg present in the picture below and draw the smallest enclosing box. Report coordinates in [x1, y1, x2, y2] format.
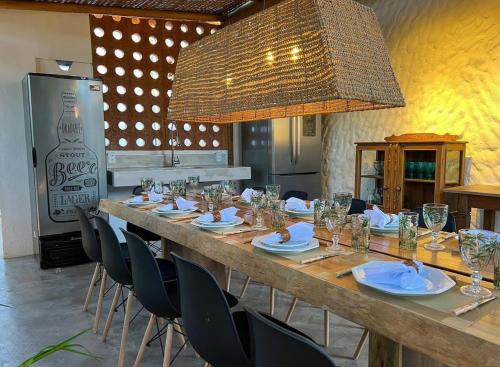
[134, 313, 156, 367]
[225, 267, 232, 292]
[269, 287, 276, 316]
[352, 329, 369, 360]
[162, 322, 174, 367]
[173, 318, 187, 350]
[284, 297, 298, 323]
[83, 263, 100, 312]
[239, 275, 251, 298]
[118, 290, 134, 367]
[323, 310, 330, 347]
[102, 283, 123, 342]
[93, 268, 108, 333]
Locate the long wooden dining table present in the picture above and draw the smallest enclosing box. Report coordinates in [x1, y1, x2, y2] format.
[99, 198, 499, 367]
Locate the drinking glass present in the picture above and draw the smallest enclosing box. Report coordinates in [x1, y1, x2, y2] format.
[170, 179, 186, 198]
[223, 180, 237, 199]
[203, 185, 214, 212]
[493, 243, 500, 290]
[250, 190, 266, 229]
[141, 177, 154, 193]
[398, 212, 419, 250]
[313, 199, 327, 228]
[423, 203, 448, 251]
[407, 161, 416, 179]
[325, 209, 343, 253]
[351, 214, 370, 253]
[187, 176, 199, 194]
[270, 199, 286, 230]
[153, 180, 164, 195]
[332, 192, 352, 219]
[416, 162, 425, 179]
[459, 229, 498, 298]
[211, 184, 224, 211]
[170, 180, 182, 201]
[266, 184, 281, 200]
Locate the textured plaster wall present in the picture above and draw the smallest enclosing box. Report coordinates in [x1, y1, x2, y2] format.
[322, 0, 499, 225]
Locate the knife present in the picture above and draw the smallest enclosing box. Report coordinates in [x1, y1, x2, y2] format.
[336, 267, 353, 278]
[300, 253, 338, 265]
[453, 295, 497, 316]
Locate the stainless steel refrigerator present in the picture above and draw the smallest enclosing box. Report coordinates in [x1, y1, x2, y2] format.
[241, 115, 322, 199]
[22, 73, 107, 267]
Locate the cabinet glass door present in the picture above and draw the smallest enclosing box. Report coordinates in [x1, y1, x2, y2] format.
[357, 147, 388, 210]
[401, 148, 438, 210]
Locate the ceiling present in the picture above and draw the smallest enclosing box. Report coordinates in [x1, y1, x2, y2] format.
[33, 0, 251, 16]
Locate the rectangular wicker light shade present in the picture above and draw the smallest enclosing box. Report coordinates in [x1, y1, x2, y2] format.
[169, 0, 405, 124]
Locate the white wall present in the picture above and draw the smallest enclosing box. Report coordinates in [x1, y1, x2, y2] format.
[0, 10, 92, 258]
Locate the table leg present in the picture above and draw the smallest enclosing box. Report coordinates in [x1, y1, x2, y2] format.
[369, 332, 401, 367]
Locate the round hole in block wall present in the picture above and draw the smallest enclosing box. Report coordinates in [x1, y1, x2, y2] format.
[213, 139, 220, 148]
[112, 30, 123, 40]
[102, 84, 108, 93]
[183, 123, 191, 132]
[148, 19, 157, 28]
[118, 121, 127, 130]
[105, 138, 110, 146]
[153, 138, 161, 147]
[115, 66, 125, 76]
[152, 122, 161, 131]
[133, 51, 142, 61]
[184, 138, 192, 147]
[112, 15, 121, 22]
[117, 103, 127, 112]
[149, 53, 159, 63]
[131, 33, 141, 43]
[180, 24, 188, 33]
[96, 65, 107, 75]
[134, 87, 143, 96]
[152, 105, 160, 114]
[135, 122, 145, 130]
[135, 104, 144, 113]
[148, 35, 158, 45]
[196, 25, 204, 35]
[211, 28, 217, 34]
[212, 125, 220, 132]
[93, 14, 103, 19]
[136, 138, 145, 147]
[180, 40, 189, 48]
[104, 121, 109, 129]
[199, 139, 207, 148]
[131, 17, 140, 25]
[167, 89, 173, 97]
[103, 102, 109, 111]
[167, 73, 175, 81]
[116, 85, 126, 95]
[118, 138, 128, 147]
[93, 27, 104, 37]
[165, 38, 174, 48]
[114, 49, 125, 58]
[150, 70, 159, 79]
[165, 21, 173, 31]
[166, 56, 175, 64]
[168, 122, 176, 131]
[95, 46, 106, 56]
[151, 88, 160, 97]
[133, 69, 143, 78]
[198, 124, 207, 132]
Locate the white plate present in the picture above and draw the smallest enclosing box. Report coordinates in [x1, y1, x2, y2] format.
[252, 236, 319, 254]
[285, 209, 314, 217]
[191, 217, 245, 229]
[351, 260, 456, 296]
[122, 199, 162, 206]
[260, 236, 309, 248]
[196, 216, 240, 225]
[152, 207, 197, 216]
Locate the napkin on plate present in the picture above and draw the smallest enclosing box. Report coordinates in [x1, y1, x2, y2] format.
[264, 222, 314, 243]
[285, 197, 314, 211]
[158, 197, 198, 211]
[240, 188, 254, 203]
[363, 261, 426, 289]
[198, 207, 239, 223]
[363, 205, 398, 228]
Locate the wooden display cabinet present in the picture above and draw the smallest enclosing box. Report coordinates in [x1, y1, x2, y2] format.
[354, 134, 466, 214]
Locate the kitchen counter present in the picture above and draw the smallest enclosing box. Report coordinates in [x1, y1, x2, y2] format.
[107, 165, 251, 187]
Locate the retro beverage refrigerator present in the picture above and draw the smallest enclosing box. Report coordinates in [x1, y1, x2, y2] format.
[23, 73, 107, 268]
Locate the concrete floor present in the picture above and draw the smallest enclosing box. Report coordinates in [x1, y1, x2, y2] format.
[0, 255, 368, 367]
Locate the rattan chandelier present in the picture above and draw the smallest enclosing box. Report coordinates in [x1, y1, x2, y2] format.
[169, 0, 405, 124]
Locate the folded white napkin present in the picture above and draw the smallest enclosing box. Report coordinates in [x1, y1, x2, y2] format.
[129, 195, 144, 203]
[265, 222, 314, 243]
[363, 205, 398, 228]
[163, 186, 170, 194]
[285, 197, 314, 211]
[198, 207, 239, 222]
[363, 261, 426, 289]
[240, 188, 254, 203]
[158, 197, 198, 211]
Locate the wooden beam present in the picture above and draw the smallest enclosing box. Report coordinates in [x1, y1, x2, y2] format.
[0, 0, 222, 23]
[226, 0, 283, 23]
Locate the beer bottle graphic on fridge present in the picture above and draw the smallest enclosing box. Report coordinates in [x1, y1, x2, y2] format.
[45, 89, 99, 222]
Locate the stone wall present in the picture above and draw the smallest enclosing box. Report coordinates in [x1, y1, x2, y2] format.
[322, 0, 499, 226]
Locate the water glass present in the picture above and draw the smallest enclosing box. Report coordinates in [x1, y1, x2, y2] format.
[459, 229, 498, 298]
[187, 176, 199, 194]
[406, 161, 416, 178]
[325, 209, 343, 252]
[266, 184, 281, 200]
[398, 212, 419, 250]
[203, 185, 214, 211]
[250, 190, 266, 229]
[222, 180, 237, 198]
[211, 184, 224, 210]
[141, 177, 154, 193]
[423, 203, 448, 251]
[153, 180, 164, 195]
[351, 214, 370, 253]
[416, 162, 425, 179]
[332, 192, 352, 224]
[313, 199, 327, 228]
[270, 199, 286, 230]
[494, 244, 500, 290]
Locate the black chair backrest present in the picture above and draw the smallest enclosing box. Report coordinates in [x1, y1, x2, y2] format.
[171, 253, 250, 367]
[132, 185, 142, 196]
[348, 198, 367, 215]
[122, 229, 178, 318]
[75, 206, 101, 263]
[246, 308, 336, 367]
[252, 186, 266, 193]
[414, 207, 457, 233]
[95, 217, 132, 286]
[282, 190, 308, 201]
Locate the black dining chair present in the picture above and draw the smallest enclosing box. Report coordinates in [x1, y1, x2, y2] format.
[75, 206, 107, 332]
[414, 207, 457, 233]
[246, 308, 336, 367]
[348, 198, 367, 215]
[171, 252, 312, 367]
[281, 190, 308, 201]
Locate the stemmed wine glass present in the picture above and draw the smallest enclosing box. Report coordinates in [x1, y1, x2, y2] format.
[250, 190, 266, 229]
[141, 177, 154, 193]
[459, 229, 498, 298]
[187, 176, 199, 195]
[222, 180, 237, 200]
[265, 184, 281, 200]
[423, 203, 448, 251]
[325, 209, 344, 253]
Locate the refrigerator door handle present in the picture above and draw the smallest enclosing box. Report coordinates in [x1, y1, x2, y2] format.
[32, 147, 37, 168]
[295, 116, 301, 165]
[289, 117, 295, 165]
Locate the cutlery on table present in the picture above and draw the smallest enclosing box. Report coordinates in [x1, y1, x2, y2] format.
[453, 295, 497, 316]
[300, 253, 338, 265]
[336, 267, 353, 278]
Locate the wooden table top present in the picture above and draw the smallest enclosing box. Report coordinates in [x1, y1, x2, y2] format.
[100, 199, 500, 367]
[443, 184, 500, 197]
